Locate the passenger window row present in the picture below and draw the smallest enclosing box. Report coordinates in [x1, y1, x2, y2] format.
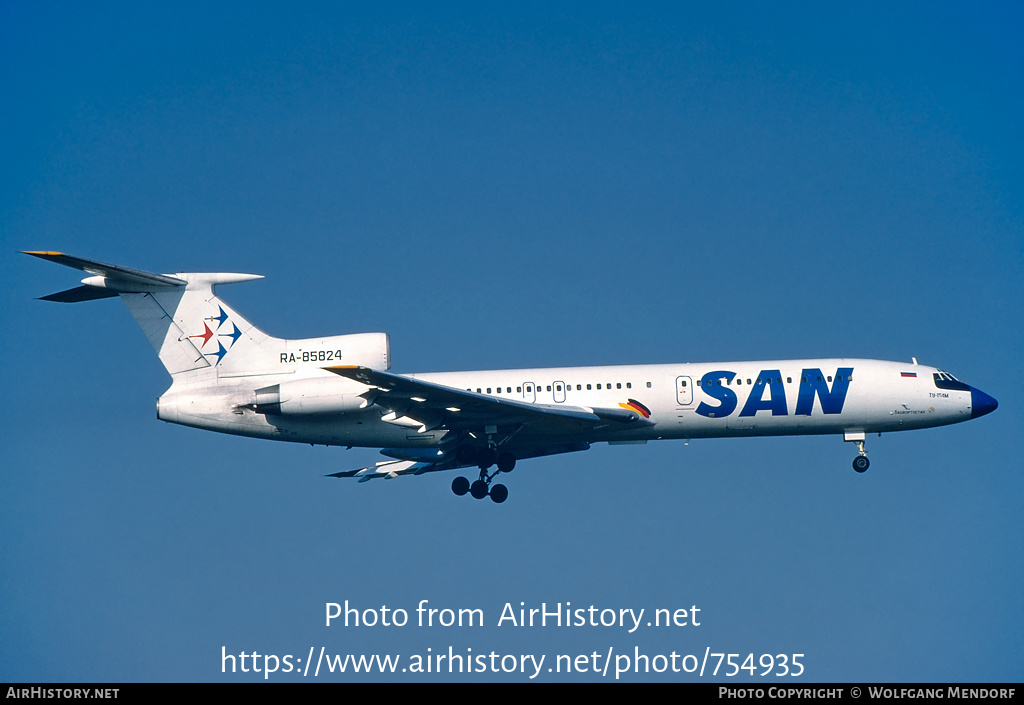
[468, 382, 638, 394]
[465, 374, 852, 395]
[695, 375, 851, 386]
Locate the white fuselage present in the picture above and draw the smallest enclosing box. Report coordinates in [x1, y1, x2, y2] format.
[156, 358, 976, 448]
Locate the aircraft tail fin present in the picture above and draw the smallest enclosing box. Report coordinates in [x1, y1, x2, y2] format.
[25, 251, 268, 378]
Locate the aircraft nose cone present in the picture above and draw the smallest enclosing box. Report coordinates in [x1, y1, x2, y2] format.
[970, 387, 998, 419]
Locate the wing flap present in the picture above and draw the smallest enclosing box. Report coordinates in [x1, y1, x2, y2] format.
[326, 459, 440, 482]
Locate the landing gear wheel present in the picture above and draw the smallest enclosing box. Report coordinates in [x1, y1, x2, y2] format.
[456, 445, 477, 465]
[852, 456, 870, 473]
[496, 452, 516, 473]
[477, 447, 497, 470]
[453, 443, 515, 502]
[470, 480, 489, 499]
[490, 483, 508, 504]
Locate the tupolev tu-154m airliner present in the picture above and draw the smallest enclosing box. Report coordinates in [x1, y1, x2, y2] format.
[26, 252, 998, 504]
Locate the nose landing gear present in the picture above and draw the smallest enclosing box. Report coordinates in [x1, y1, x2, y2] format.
[852, 453, 870, 473]
[844, 432, 870, 473]
[851, 438, 869, 473]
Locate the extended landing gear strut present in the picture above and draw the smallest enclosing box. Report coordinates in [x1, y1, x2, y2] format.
[451, 445, 516, 503]
[851, 440, 868, 473]
[843, 431, 870, 473]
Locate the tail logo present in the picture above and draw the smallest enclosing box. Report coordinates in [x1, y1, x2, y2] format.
[189, 306, 242, 365]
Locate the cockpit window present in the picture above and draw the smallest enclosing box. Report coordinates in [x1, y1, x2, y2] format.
[934, 371, 970, 391]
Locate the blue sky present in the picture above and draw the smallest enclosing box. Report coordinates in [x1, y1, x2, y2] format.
[2, 1, 1021, 682]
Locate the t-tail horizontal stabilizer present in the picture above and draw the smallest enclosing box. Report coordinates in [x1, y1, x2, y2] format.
[24, 251, 188, 301]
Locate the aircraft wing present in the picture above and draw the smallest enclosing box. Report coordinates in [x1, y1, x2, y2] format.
[322, 366, 652, 482]
[323, 365, 649, 434]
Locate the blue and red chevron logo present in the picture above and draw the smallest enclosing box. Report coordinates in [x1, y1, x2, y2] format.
[189, 305, 241, 365]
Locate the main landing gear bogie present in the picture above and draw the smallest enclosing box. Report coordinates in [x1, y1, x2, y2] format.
[451, 475, 509, 503]
[451, 444, 515, 503]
